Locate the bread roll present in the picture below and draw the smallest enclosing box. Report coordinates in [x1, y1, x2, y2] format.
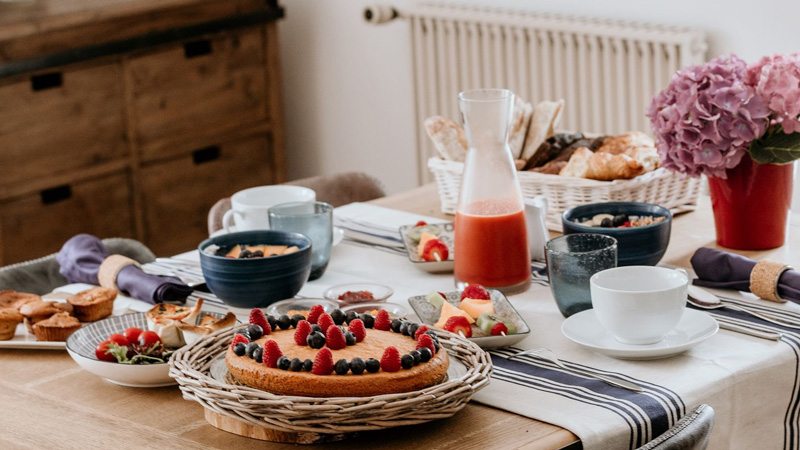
[595, 131, 654, 154]
[520, 99, 564, 163]
[424, 116, 467, 162]
[530, 160, 567, 175]
[508, 97, 534, 159]
[559, 147, 645, 181]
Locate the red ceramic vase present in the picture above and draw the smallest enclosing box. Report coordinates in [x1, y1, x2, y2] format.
[707, 154, 795, 250]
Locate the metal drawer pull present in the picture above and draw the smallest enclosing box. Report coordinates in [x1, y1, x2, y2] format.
[192, 145, 221, 164]
[183, 40, 212, 58]
[31, 72, 63, 91]
[40, 185, 72, 204]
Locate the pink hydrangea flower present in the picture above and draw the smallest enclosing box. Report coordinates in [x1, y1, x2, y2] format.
[746, 54, 800, 134]
[646, 54, 769, 178]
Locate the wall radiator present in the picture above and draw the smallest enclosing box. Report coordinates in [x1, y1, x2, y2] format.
[366, 2, 707, 183]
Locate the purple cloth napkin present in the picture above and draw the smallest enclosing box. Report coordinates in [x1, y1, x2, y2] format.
[690, 247, 800, 302]
[56, 234, 192, 304]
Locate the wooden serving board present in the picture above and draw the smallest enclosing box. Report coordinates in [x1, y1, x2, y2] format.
[204, 409, 356, 444]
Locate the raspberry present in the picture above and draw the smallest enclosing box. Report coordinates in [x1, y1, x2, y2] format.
[374, 310, 391, 331]
[306, 305, 325, 324]
[249, 309, 271, 334]
[460, 284, 490, 300]
[380, 346, 401, 372]
[491, 322, 508, 336]
[325, 325, 347, 350]
[414, 325, 430, 340]
[294, 320, 312, 346]
[263, 340, 282, 368]
[312, 348, 334, 375]
[317, 313, 335, 333]
[348, 319, 366, 342]
[231, 334, 249, 350]
[416, 334, 436, 354]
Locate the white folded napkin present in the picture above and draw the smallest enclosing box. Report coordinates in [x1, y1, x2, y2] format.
[333, 202, 443, 248]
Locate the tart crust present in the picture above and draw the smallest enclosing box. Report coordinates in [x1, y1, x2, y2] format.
[0, 307, 23, 340]
[67, 287, 116, 322]
[32, 312, 81, 342]
[226, 328, 449, 397]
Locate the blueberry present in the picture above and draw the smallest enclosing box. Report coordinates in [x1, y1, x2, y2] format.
[334, 359, 350, 375]
[233, 342, 246, 356]
[290, 358, 304, 372]
[303, 359, 314, 371]
[266, 315, 277, 330]
[409, 350, 421, 365]
[390, 319, 403, 333]
[418, 347, 432, 362]
[252, 250, 264, 257]
[407, 323, 419, 338]
[235, 329, 251, 341]
[247, 324, 263, 341]
[612, 214, 629, 227]
[307, 331, 326, 349]
[277, 315, 292, 330]
[349, 357, 366, 375]
[600, 217, 613, 228]
[399, 322, 410, 336]
[345, 311, 359, 324]
[277, 356, 291, 370]
[331, 309, 346, 325]
[365, 358, 381, 373]
[245, 342, 260, 359]
[311, 324, 322, 333]
[345, 331, 356, 346]
[252, 347, 263, 363]
[360, 314, 374, 328]
[290, 314, 306, 327]
[401, 354, 414, 369]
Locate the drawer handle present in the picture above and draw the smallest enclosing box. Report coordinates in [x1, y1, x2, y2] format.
[31, 72, 63, 91]
[193, 146, 221, 164]
[40, 185, 72, 204]
[184, 40, 213, 58]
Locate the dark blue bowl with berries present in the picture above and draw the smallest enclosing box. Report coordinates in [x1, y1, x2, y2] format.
[199, 230, 312, 308]
[561, 202, 672, 266]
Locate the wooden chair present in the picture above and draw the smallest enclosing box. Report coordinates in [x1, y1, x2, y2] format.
[636, 404, 715, 450]
[207, 172, 385, 235]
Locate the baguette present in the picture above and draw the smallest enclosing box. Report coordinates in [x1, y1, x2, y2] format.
[559, 147, 645, 181]
[520, 99, 564, 163]
[424, 116, 467, 161]
[508, 97, 534, 159]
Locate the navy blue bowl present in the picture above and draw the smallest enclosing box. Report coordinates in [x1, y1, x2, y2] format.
[562, 202, 672, 266]
[198, 230, 312, 308]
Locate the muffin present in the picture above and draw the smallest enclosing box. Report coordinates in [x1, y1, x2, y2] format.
[31, 312, 82, 342]
[67, 287, 116, 322]
[0, 290, 41, 310]
[19, 301, 74, 333]
[0, 307, 23, 340]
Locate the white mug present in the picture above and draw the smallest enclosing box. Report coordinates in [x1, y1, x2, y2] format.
[524, 196, 549, 261]
[590, 266, 688, 345]
[222, 186, 316, 232]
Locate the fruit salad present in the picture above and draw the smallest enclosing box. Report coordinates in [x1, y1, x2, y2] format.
[427, 285, 517, 337]
[408, 221, 451, 262]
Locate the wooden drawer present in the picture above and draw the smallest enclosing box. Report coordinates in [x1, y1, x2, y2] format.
[140, 134, 274, 256]
[127, 27, 269, 161]
[0, 172, 135, 265]
[0, 63, 127, 190]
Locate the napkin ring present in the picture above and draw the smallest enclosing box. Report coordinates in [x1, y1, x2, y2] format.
[750, 260, 791, 303]
[98, 255, 141, 290]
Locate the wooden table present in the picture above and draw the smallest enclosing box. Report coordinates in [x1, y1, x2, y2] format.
[1, 184, 797, 449]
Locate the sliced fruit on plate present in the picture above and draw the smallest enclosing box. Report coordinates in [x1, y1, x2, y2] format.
[426, 291, 447, 309]
[434, 301, 474, 328]
[490, 322, 508, 336]
[421, 239, 449, 262]
[461, 284, 490, 301]
[459, 297, 494, 319]
[442, 315, 473, 338]
[476, 313, 517, 335]
[417, 231, 438, 257]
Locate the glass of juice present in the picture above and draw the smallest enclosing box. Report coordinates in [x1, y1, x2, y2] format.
[454, 89, 530, 295]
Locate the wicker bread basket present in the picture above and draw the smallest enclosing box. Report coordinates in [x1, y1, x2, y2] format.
[170, 326, 492, 440]
[429, 157, 701, 232]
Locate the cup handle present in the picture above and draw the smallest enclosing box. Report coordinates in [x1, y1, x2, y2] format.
[675, 268, 689, 280]
[222, 209, 241, 233]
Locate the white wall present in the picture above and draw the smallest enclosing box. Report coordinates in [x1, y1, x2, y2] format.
[277, 0, 800, 206]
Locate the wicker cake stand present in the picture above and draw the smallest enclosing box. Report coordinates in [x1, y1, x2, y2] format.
[169, 327, 492, 444]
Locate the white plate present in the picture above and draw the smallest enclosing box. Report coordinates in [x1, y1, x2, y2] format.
[561, 308, 718, 360]
[0, 284, 155, 350]
[398, 223, 454, 273]
[212, 225, 345, 247]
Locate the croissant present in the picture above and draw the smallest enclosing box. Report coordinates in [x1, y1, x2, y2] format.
[559, 147, 645, 181]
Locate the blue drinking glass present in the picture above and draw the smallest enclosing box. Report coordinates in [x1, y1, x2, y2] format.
[268, 201, 333, 281]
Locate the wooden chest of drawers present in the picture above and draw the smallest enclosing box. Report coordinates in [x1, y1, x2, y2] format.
[0, 0, 285, 264]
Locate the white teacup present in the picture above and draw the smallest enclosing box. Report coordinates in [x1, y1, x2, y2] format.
[222, 186, 316, 232]
[590, 266, 688, 345]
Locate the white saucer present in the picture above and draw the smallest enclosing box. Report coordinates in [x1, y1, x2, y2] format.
[561, 308, 718, 360]
[212, 226, 344, 247]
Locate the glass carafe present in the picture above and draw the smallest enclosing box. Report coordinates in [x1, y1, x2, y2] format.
[454, 89, 530, 294]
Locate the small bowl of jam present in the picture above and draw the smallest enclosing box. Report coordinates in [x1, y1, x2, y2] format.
[323, 283, 394, 306]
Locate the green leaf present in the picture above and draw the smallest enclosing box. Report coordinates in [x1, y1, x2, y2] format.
[749, 130, 800, 164]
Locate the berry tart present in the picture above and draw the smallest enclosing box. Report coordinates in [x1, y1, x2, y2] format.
[225, 305, 449, 397]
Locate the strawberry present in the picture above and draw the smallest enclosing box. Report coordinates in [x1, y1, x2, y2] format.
[317, 313, 335, 333]
[306, 304, 325, 324]
[374, 310, 391, 331]
[414, 325, 430, 340]
[325, 325, 347, 350]
[249, 309, 271, 335]
[231, 334, 249, 350]
[348, 319, 366, 342]
[421, 239, 449, 262]
[312, 348, 334, 375]
[490, 322, 508, 336]
[380, 346, 401, 372]
[294, 320, 312, 346]
[416, 334, 436, 354]
[414, 220, 427, 227]
[263, 340, 282, 368]
[443, 316, 473, 338]
[460, 284, 490, 301]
